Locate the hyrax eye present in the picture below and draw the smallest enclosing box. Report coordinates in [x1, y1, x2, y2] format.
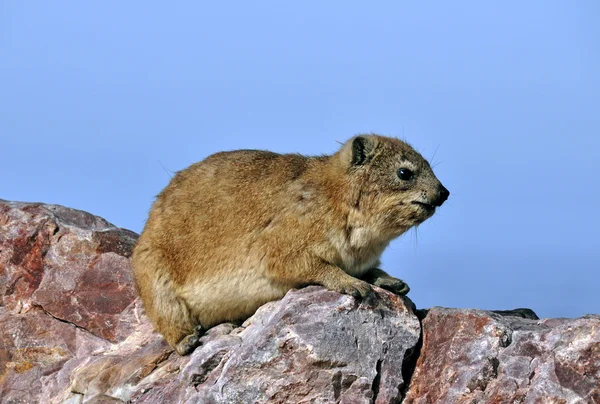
[397, 168, 414, 181]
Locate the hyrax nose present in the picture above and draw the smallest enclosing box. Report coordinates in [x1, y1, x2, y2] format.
[433, 185, 450, 207]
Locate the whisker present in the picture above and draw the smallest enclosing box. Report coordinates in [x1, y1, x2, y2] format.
[158, 160, 174, 179]
[413, 225, 420, 250]
[430, 144, 440, 165]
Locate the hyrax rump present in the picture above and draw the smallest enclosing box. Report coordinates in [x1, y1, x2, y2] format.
[132, 135, 449, 355]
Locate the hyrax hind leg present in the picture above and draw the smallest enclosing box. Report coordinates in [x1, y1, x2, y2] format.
[144, 278, 204, 355]
[133, 247, 204, 355]
[153, 295, 205, 355]
[146, 275, 204, 355]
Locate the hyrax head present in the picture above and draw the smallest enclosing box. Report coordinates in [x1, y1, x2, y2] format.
[339, 134, 449, 237]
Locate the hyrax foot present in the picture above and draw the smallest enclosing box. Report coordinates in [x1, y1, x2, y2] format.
[333, 278, 375, 300]
[174, 325, 205, 356]
[373, 276, 410, 296]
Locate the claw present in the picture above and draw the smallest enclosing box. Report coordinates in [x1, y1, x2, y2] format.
[374, 276, 410, 296]
[175, 324, 205, 355]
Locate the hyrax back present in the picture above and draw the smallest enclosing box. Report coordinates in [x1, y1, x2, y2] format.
[132, 135, 449, 354]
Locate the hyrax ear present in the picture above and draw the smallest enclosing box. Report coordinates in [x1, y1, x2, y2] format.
[350, 136, 377, 166]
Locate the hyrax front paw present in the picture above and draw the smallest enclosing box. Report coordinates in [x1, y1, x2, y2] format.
[333, 278, 374, 300]
[373, 276, 410, 296]
[175, 324, 204, 356]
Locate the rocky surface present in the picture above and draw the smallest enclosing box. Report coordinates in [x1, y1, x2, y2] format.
[404, 308, 600, 404]
[1, 200, 598, 403]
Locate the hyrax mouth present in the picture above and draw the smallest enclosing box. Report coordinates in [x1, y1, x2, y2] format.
[412, 201, 436, 213]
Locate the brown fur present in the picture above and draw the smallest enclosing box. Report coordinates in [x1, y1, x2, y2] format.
[132, 135, 449, 354]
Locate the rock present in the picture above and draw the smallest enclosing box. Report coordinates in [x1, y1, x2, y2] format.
[0, 200, 421, 403]
[0, 200, 139, 403]
[0, 200, 138, 341]
[185, 286, 420, 404]
[1, 200, 598, 404]
[403, 308, 600, 404]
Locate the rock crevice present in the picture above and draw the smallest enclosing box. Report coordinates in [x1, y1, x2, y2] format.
[33, 303, 104, 339]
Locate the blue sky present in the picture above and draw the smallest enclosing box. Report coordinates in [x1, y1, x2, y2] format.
[2, 2, 598, 318]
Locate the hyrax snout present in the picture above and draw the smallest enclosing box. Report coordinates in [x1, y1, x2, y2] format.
[132, 134, 448, 354]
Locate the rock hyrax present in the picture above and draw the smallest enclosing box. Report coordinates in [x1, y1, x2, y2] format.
[132, 135, 449, 354]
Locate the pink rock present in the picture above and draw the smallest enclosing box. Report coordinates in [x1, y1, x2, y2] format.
[0, 200, 139, 401]
[404, 308, 600, 404]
